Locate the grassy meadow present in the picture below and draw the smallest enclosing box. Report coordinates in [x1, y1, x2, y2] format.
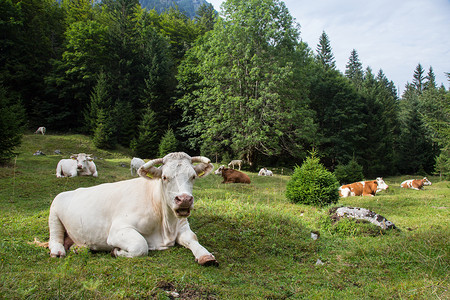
[0, 134, 448, 299]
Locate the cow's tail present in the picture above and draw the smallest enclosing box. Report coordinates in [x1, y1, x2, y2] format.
[28, 237, 49, 248]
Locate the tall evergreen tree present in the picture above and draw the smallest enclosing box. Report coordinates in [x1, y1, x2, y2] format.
[345, 49, 364, 89]
[424, 66, 437, 91]
[397, 84, 437, 174]
[0, 86, 26, 164]
[308, 66, 365, 170]
[131, 107, 160, 158]
[194, 3, 217, 33]
[316, 31, 336, 70]
[412, 63, 425, 94]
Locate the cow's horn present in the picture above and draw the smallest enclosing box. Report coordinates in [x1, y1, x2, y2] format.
[141, 158, 164, 170]
[191, 156, 210, 164]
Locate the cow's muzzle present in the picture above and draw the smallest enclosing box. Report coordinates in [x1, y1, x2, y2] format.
[174, 194, 194, 217]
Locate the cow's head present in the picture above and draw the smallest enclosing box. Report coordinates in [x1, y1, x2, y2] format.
[214, 165, 225, 175]
[375, 177, 389, 192]
[422, 177, 432, 186]
[137, 152, 213, 218]
[70, 153, 93, 171]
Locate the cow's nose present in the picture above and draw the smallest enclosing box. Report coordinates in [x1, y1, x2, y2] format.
[77, 164, 82, 169]
[175, 194, 193, 206]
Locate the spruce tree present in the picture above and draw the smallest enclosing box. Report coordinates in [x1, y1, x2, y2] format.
[424, 66, 437, 91]
[131, 107, 159, 158]
[316, 31, 336, 70]
[158, 128, 178, 157]
[0, 86, 26, 164]
[413, 63, 425, 94]
[345, 49, 364, 89]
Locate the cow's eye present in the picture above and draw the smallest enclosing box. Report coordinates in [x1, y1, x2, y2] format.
[162, 175, 168, 181]
[192, 175, 196, 180]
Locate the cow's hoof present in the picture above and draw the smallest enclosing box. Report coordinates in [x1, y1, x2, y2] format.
[110, 248, 118, 258]
[197, 254, 218, 267]
[50, 251, 65, 258]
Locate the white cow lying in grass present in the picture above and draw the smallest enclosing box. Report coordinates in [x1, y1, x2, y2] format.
[258, 168, 273, 176]
[56, 153, 98, 178]
[130, 157, 145, 176]
[47, 152, 217, 266]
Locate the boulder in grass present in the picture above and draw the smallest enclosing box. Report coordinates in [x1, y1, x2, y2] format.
[332, 206, 396, 230]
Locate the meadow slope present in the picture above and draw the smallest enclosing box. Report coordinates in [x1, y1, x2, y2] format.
[0, 134, 448, 299]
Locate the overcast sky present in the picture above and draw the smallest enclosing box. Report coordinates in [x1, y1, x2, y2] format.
[207, 0, 450, 96]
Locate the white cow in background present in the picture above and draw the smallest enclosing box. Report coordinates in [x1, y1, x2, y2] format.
[130, 157, 145, 176]
[56, 153, 98, 178]
[47, 152, 217, 266]
[258, 168, 273, 176]
[228, 160, 243, 170]
[35, 127, 46, 135]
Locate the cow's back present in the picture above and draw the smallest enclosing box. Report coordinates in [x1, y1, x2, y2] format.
[223, 169, 251, 184]
[340, 182, 364, 196]
[362, 181, 378, 196]
[51, 178, 161, 249]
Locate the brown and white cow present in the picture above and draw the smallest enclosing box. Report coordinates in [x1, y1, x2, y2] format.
[215, 165, 251, 184]
[339, 177, 389, 197]
[400, 177, 432, 190]
[56, 153, 98, 178]
[47, 152, 217, 265]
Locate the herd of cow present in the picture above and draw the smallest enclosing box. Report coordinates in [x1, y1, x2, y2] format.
[34, 128, 432, 265]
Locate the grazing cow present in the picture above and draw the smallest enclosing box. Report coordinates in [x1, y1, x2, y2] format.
[228, 160, 243, 170]
[400, 177, 432, 190]
[215, 165, 251, 184]
[56, 153, 98, 178]
[35, 127, 46, 135]
[339, 177, 389, 197]
[47, 152, 217, 266]
[258, 168, 273, 176]
[130, 157, 145, 176]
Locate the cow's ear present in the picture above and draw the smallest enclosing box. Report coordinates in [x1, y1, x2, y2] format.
[194, 163, 214, 177]
[70, 155, 77, 160]
[138, 166, 162, 180]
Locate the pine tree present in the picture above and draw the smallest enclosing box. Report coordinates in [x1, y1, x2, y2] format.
[424, 66, 437, 91]
[84, 72, 109, 134]
[131, 107, 159, 158]
[413, 63, 425, 94]
[0, 86, 26, 164]
[316, 31, 336, 70]
[159, 128, 178, 157]
[345, 49, 364, 89]
[93, 108, 116, 149]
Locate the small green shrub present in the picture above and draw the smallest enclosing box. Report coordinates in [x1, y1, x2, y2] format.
[285, 152, 339, 206]
[334, 157, 363, 184]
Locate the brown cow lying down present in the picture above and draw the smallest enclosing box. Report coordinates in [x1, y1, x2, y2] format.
[214, 165, 251, 184]
[339, 177, 389, 197]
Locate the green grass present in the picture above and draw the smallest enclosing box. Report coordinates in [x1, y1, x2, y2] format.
[0, 134, 448, 299]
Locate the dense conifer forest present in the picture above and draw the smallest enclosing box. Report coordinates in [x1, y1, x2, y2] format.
[1, 0, 449, 178]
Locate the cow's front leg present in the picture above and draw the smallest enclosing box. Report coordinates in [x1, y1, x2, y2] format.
[107, 226, 148, 258]
[176, 221, 218, 266]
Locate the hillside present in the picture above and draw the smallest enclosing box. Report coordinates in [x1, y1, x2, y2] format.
[140, 0, 210, 18]
[0, 134, 448, 298]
